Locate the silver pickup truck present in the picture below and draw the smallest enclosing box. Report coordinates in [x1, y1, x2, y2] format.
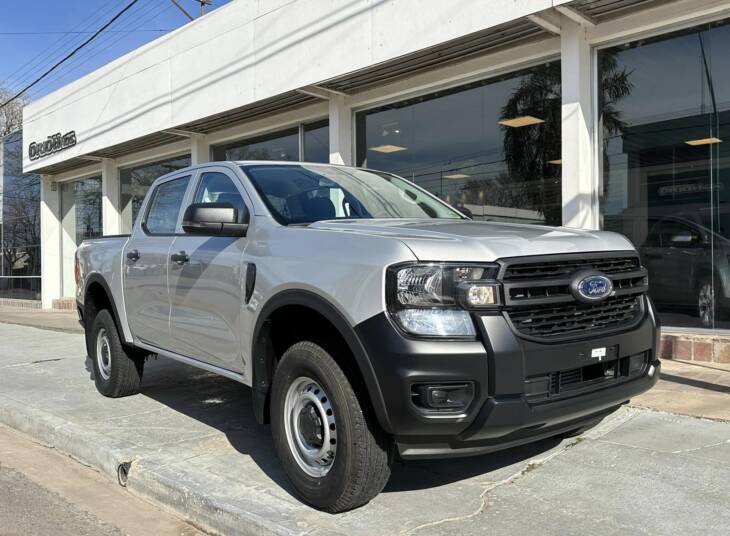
[76, 161, 660, 512]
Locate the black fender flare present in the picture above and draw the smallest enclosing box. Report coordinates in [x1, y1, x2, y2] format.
[83, 273, 127, 345]
[251, 289, 393, 433]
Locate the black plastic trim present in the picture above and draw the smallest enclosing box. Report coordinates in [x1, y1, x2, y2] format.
[502, 294, 648, 344]
[354, 306, 659, 458]
[251, 290, 393, 431]
[82, 273, 130, 349]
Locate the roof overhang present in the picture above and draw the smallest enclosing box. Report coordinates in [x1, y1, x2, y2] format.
[23, 0, 672, 176]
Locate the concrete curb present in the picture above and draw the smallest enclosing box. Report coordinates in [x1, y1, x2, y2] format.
[0, 392, 344, 536]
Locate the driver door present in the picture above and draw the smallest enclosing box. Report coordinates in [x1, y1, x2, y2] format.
[167, 168, 252, 373]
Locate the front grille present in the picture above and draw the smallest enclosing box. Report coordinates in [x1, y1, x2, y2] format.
[527, 352, 649, 402]
[502, 255, 639, 281]
[500, 253, 647, 341]
[507, 294, 643, 339]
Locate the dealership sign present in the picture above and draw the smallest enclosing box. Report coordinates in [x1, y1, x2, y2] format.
[28, 131, 77, 161]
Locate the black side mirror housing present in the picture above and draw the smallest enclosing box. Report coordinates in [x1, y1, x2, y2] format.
[182, 202, 249, 237]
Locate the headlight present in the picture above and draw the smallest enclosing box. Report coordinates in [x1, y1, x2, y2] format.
[387, 263, 501, 337]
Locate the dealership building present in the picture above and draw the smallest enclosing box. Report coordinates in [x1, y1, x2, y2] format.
[5, 0, 730, 354]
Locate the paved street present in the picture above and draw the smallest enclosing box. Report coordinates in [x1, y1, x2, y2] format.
[0, 321, 729, 535]
[0, 425, 202, 536]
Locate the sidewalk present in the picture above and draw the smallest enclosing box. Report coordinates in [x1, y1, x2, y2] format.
[0, 321, 729, 536]
[0, 306, 81, 334]
[631, 358, 730, 421]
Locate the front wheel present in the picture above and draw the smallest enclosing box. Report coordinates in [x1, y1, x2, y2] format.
[271, 341, 392, 513]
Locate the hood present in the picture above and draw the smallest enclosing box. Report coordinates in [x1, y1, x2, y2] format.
[309, 219, 635, 261]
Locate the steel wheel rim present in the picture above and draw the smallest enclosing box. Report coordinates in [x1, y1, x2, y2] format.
[96, 328, 112, 380]
[699, 283, 714, 327]
[283, 376, 337, 477]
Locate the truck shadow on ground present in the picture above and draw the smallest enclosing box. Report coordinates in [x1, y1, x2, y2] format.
[85, 355, 561, 499]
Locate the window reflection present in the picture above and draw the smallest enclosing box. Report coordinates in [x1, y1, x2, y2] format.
[303, 120, 329, 163]
[355, 63, 562, 225]
[61, 176, 101, 296]
[600, 20, 730, 329]
[0, 131, 41, 300]
[120, 155, 191, 233]
[213, 128, 299, 161]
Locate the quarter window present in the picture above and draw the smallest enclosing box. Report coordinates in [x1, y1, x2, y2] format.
[144, 176, 190, 234]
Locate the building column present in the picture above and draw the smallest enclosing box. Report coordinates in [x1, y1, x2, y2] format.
[40, 175, 62, 309]
[101, 158, 121, 236]
[560, 16, 599, 230]
[329, 94, 353, 165]
[191, 134, 210, 165]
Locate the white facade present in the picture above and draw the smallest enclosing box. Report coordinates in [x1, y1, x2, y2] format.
[22, 0, 730, 309]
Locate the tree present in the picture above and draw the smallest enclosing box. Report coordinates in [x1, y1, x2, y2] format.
[0, 83, 27, 137]
[497, 55, 632, 225]
[1, 132, 41, 291]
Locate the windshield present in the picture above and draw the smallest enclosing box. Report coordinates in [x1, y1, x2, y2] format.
[240, 164, 464, 225]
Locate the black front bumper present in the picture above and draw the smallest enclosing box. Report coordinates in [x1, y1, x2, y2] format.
[354, 300, 660, 459]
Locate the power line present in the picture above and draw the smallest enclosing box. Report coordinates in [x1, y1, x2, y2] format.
[0, 29, 174, 36]
[0, 0, 142, 110]
[25, 2, 174, 101]
[3, 0, 127, 91]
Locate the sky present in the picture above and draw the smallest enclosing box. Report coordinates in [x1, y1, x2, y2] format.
[0, 0, 234, 102]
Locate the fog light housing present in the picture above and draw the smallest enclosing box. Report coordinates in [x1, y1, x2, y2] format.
[412, 383, 474, 412]
[628, 353, 647, 376]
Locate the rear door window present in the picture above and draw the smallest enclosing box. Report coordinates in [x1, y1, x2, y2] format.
[143, 176, 191, 235]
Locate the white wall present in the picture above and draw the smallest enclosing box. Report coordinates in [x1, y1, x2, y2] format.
[23, 0, 575, 174]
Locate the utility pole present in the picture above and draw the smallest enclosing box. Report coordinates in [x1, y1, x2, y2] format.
[195, 0, 213, 16]
[170, 0, 212, 20]
[169, 0, 194, 21]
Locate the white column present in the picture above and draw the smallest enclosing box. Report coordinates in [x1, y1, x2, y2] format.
[101, 158, 121, 236]
[40, 175, 62, 309]
[561, 16, 598, 230]
[190, 134, 210, 165]
[328, 94, 353, 165]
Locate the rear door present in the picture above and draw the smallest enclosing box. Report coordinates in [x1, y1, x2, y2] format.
[167, 167, 252, 373]
[124, 173, 193, 348]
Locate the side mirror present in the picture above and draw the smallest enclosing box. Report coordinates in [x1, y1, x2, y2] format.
[182, 202, 249, 237]
[668, 231, 698, 246]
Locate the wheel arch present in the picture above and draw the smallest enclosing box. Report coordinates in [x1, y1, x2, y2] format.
[83, 274, 127, 348]
[251, 289, 392, 433]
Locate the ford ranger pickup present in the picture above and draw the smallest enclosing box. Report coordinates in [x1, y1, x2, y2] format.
[75, 161, 660, 512]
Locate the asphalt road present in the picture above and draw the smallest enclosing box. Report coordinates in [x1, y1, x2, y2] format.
[0, 465, 122, 536]
[0, 424, 203, 536]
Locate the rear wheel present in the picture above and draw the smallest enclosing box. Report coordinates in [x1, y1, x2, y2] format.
[271, 341, 391, 513]
[90, 310, 144, 397]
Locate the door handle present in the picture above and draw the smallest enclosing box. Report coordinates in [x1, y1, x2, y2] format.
[170, 251, 189, 265]
[126, 249, 140, 262]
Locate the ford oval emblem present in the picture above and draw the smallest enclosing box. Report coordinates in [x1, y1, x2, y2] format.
[570, 271, 613, 303]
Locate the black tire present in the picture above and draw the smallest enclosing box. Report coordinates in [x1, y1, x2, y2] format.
[89, 309, 144, 398]
[698, 278, 719, 328]
[271, 341, 391, 513]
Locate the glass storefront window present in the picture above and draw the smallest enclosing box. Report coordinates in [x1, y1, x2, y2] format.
[355, 63, 562, 225]
[213, 128, 299, 161]
[61, 176, 102, 296]
[0, 131, 41, 301]
[120, 155, 191, 233]
[600, 20, 730, 329]
[303, 120, 330, 163]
